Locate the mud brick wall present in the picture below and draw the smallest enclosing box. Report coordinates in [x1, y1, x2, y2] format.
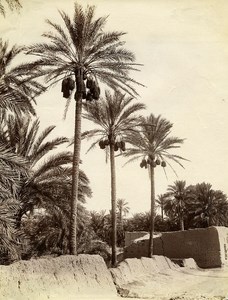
[124, 231, 148, 247]
[217, 227, 228, 265]
[124, 226, 228, 268]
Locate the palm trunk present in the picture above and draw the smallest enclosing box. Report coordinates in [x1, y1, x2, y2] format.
[148, 165, 155, 258]
[161, 204, 164, 222]
[120, 207, 123, 231]
[179, 201, 185, 231]
[70, 70, 83, 255]
[110, 143, 117, 267]
[180, 216, 184, 231]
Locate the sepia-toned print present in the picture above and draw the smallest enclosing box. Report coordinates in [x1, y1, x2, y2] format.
[0, 0, 228, 299]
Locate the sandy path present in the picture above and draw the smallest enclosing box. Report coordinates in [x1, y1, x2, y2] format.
[118, 267, 228, 300]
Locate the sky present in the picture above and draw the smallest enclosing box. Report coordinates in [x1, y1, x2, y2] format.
[1, 0, 228, 215]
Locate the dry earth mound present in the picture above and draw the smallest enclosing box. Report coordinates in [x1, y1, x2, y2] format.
[0, 254, 117, 300]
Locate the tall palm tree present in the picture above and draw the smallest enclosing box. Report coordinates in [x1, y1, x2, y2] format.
[82, 90, 145, 266]
[0, 0, 21, 17]
[164, 180, 190, 230]
[26, 3, 143, 255]
[123, 114, 186, 257]
[0, 39, 45, 115]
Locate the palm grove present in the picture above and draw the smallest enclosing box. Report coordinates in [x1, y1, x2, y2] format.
[0, 2, 228, 267]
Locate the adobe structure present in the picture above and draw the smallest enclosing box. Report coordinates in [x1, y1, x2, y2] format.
[124, 226, 228, 268]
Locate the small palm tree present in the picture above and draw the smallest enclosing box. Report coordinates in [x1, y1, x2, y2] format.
[188, 183, 228, 227]
[82, 90, 145, 266]
[90, 210, 107, 236]
[156, 194, 167, 222]
[164, 180, 190, 230]
[0, 39, 45, 115]
[117, 198, 130, 223]
[127, 211, 151, 232]
[123, 114, 186, 257]
[117, 198, 129, 232]
[26, 3, 143, 255]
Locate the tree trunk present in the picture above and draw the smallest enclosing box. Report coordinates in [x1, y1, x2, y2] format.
[119, 207, 123, 231]
[70, 70, 83, 255]
[148, 165, 155, 258]
[161, 204, 164, 222]
[180, 216, 185, 231]
[110, 143, 117, 267]
[179, 201, 185, 231]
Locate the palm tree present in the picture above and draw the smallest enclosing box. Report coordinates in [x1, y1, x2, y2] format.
[0, 143, 28, 263]
[164, 180, 190, 230]
[188, 183, 228, 227]
[0, 143, 28, 200]
[126, 211, 151, 232]
[90, 210, 107, 237]
[0, 198, 22, 263]
[123, 114, 186, 257]
[82, 90, 145, 266]
[26, 3, 143, 255]
[0, 113, 91, 227]
[117, 199, 130, 220]
[0, 112, 92, 257]
[0, 0, 21, 17]
[0, 39, 45, 115]
[117, 198, 129, 229]
[156, 194, 167, 222]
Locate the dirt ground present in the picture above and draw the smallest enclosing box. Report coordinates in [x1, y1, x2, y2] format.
[118, 267, 228, 300]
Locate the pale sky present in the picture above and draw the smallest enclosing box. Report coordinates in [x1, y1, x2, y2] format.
[1, 0, 228, 215]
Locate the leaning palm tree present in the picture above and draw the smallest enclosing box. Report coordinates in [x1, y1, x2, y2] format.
[164, 180, 190, 230]
[123, 114, 186, 257]
[82, 90, 145, 266]
[0, 39, 45, 115]
[26, 3, 143, 255]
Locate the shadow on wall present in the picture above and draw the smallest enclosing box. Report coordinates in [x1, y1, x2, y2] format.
[124, 226, 228, 268]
